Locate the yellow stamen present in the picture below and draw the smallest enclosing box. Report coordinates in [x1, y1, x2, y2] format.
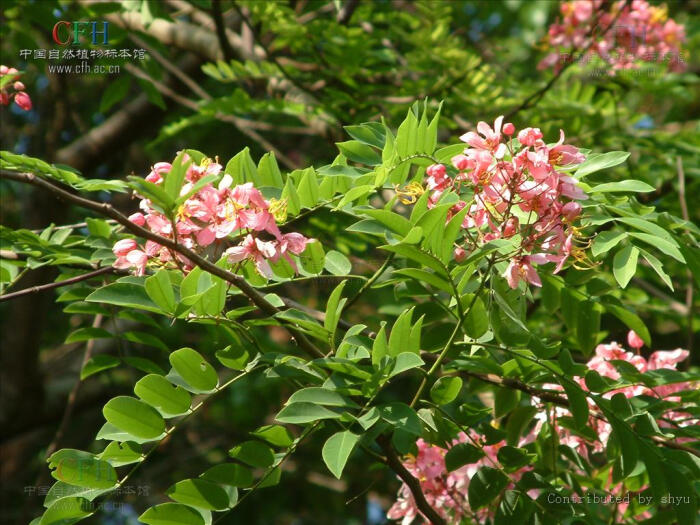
[395, 181, 425, 205]
[269, 198, 288, 223]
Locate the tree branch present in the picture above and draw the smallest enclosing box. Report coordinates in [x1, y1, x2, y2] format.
[0, 170, 324, 359]
[337, 0, 360, 25]
[0, 266, 119, 302]
[211, 0, 237, 61]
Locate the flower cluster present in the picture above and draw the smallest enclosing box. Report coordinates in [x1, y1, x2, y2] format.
[388, 331, 694, 523]
[0, 65, 32, 111]
[112, 155, 312, 277]
[412, 116, 590, 289]
[538, 0, 686, 73]
[387, 432, 534, 525]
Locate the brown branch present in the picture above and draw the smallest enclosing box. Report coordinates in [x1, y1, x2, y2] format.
[0, 266, 119, 302]
[337, 0, 360, 25]
[376, 435, 447, 525]
[0, 170, 324, 359]
[212, 0, 236, 61]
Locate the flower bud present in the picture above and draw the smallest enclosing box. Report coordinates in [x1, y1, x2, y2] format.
[13, 81, 25, 91]
[0, 65, 8, 75]
[562, 201, 582, 221]
[14, 91, 31, 111]
[503, 122, 515, 135]
[454, 246, 466, 262]
[113, 238, 138, 257]
[128, 212, 146, 226]
[627, 330, 644, 350]
[503, 217, 519, 238]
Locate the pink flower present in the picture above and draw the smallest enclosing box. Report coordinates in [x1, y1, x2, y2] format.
[112, 239, 148, 276]
[627, 330, 645, 350]
[502, 122, 515, 135]
[145, 162, 171, 184]
[451, 154, 469, 171]
[647, 349, 689, 370]
[562, 201, 582, 221]
[460, 116, 506, 157]
[14, 91, 31, 111]
[517, 127, 543, 147]
[128, 212, 146, 226]
[504, 256, 542, 288]
[229, 182, 268, 209]
[225, 234, 278, 277]
[113, 239, 138, 257]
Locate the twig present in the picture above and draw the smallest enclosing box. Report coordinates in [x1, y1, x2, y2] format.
[0, 170, 324, 359]
[44, 314, 104, 458]
[0, 266, 118, 302]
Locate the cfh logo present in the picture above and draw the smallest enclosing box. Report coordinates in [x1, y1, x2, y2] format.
[52, 21, 109, 45]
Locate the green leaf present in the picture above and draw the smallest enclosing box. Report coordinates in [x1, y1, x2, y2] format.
[98, 441, 142, 467]
[99, 76, 131, 113]
[298, 240, 325, 274]
[388, 308, 415, 357]
[589, 180, 654, 193]
[389, 352, 425, 378]
[494, 388, 520, 418]
[591, 231, 627, 258]
[629, 232, 684, 262]
[378, 403, 422, 435]
[430, 376, 463, 405]
[372, 323, 388, 366]
[201, 464, 253, 488]
[40, 497, 94, 525]
[362, 209, 412, 236]
[80, 355, 120, 379]
[444, 443, 485, 471]
[324, 250, 352, 275]
[336, 140, 382, 166]
[86, 283, 160, 313]
[135, 374, 192, 417]
[322, 431, 360, 479]
[139, 503, 205, 525]
[562, 383, 589, 429]
[43, 482, 113, 508]
[65, 327, 113, 344]
[393, 268, 452, 294]
[228, 440, 274, 468]
[574, 151, 630, 177]
[102, 396, 165, 439]
[166, 478, 231, 510]
[324, 280, 347, 335]
[275, 402, 342, 424]
[497, 446, 536, 472]
[464, 295, 488, 339]
[287, 387, 358, 408]
[612, 245, 639, 288]
[251, 425, 294, 448]
[169, 348, 218, 392]
[468, 467, 509, 510]
[215, 345, 251, 371]
[639, 249, 673, 291]
[145, 269, 177, 313]
[47, 449, 117, 489]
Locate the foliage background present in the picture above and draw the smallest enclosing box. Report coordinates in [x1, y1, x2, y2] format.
[0, 0, 698, 523]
